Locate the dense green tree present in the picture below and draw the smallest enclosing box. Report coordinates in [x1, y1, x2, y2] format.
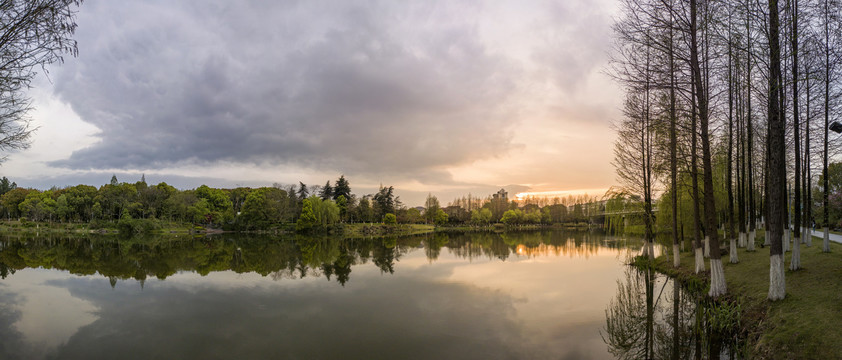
[401, 207, 423, 224]
[0, 177, 16, 196]
[471, 208, 492, 225]
[501, 209, 523, 225]
[0, 188, 33, 219]
[383, 213, 397, 225]
[356, 196, 373, 223]
[64, 184, 97, 222]
[55, 194, 71, 221]
[373, 186, 395, 219]
[238, 187, 290, 229]
[195, 185, 234, 225]
[19, 191, 56, 221]
[434, 208, 448, 226]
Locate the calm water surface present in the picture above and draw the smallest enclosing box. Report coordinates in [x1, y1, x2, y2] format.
[0, 231, 736, 359]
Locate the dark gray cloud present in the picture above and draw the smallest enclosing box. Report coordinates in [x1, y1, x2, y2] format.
[49, 0, 521, 179]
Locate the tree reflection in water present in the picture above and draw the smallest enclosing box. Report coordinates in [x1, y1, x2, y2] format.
[0, 230, 639, 286]
[603, 264, 743, 359]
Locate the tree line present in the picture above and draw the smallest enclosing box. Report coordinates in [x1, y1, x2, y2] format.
[0, 174, 611, 232]
[611, 0, 842, 300]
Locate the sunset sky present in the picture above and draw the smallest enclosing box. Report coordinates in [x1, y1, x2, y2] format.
[6, 0, 621, 206]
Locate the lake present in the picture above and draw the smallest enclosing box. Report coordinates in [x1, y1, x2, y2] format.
[0, 230, 738, 359]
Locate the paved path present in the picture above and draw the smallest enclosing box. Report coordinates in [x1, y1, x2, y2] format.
[809, 229, 842, 244]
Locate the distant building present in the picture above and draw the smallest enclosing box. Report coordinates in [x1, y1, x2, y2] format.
[492, 188, 508, 202]
[490, 188, 509, 220]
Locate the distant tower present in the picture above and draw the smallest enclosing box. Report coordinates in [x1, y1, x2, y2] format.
[491, 188, 509, 220]
[492, 188, 508, 202]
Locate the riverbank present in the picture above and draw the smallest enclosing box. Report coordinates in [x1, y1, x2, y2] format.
[641, 234, 842, 359]
[0, 219, 439, 238]
[0, 219, 597, 238]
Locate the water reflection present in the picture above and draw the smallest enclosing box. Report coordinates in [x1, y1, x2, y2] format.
[603, 265, 743, 359]
[0, 230, 658, 359]
[0, 231, 639, 285]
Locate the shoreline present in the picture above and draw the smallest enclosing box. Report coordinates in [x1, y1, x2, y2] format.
[637, 233, 842, 359]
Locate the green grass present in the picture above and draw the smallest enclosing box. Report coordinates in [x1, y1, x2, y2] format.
[649, 234, 842, 359]
[341, 223, 434, 238]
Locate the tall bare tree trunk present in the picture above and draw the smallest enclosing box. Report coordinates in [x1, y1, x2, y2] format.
[728, 33, 739, 264]
[692, 0, 725, 296]
[822, 0, 831, 253]
[669, 2, 680, 267]
[692, 81, 705, 273]
[790, 0, 802, 270]
[747, 6, 757, 252]
[805, 52, 813, 247]
[768, 0, 786, 301]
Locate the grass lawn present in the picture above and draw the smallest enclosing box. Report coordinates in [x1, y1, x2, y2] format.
[648, 233, 842, 359]
[342, 223, 434, 238]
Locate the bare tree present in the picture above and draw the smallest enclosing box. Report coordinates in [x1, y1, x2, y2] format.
[0, 0, 81, 159]
[768, 0, 787, 301]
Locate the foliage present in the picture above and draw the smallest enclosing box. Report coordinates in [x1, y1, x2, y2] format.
[471, 208, 492, 225]
[296, 198, 318, 232]
[238, 187, 291, 229]
[501, 209, 523, 225]
[296, 196, 339, 232]
[434, 208, 448, 226]
[383, 213, 397, 225]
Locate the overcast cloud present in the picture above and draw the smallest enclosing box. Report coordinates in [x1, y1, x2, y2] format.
[51, 1, 525, 174]
[7, 0, 620, 204]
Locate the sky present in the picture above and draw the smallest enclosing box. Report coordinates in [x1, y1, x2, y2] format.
[5, 0, 622, 206]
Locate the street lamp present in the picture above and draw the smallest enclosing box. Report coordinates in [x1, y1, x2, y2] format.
[830, 121, 842, 134]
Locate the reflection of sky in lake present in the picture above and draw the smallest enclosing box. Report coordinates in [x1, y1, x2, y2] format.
[0, 240, 642, 359]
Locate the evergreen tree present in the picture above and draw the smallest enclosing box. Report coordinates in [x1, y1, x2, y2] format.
[333, 175, 351, 201]
[320, 181, 333, 200]
[297, 182, 309, 201]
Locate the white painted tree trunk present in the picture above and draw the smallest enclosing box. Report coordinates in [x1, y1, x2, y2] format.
[823, 227, 830, 252]
[704, 236, 710, 258]
[641, 241, 654, 259]
[768, 254, 786, 300]
[747, 231, 756, 251]
[673, 244, 680, 267]
[694, 247, 705, 273]
[738, 232, 746, 248]
[790, 236, 801, 270]
[709, 259, 727, 297]
[806, 228, 812, 247]
[764, 230, 770, 246]
[729, 239, 738, 263]
[802, 227, 808, 243]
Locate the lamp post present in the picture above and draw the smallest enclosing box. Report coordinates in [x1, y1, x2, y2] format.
[830, 121, 842, 134]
